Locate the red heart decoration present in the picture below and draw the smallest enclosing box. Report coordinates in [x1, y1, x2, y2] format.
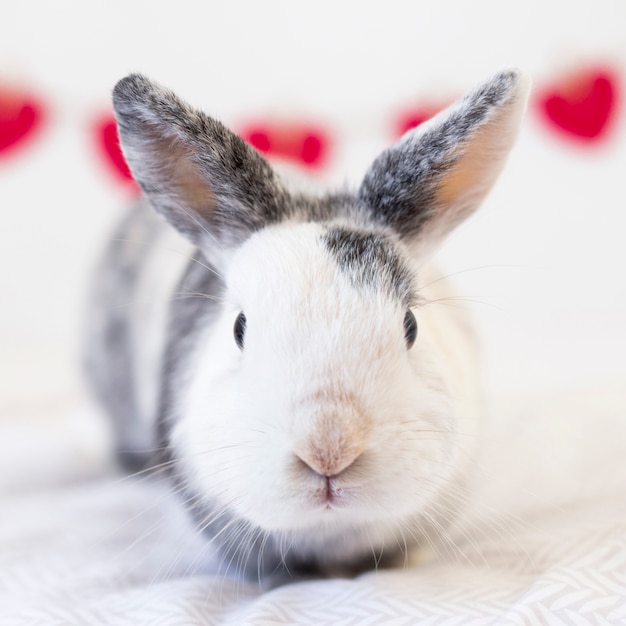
[537, 67, 619, 142]
[394, 103, 446, 138]
[240, 122, 328, 168]
[0, 88, 44, 156]
[94, 114, 138, 189]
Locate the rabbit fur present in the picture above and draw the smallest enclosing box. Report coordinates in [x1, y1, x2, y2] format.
[84, 69, 529, 579]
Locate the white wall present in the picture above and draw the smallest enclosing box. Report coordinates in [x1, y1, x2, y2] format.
[2, 0, 625, 411]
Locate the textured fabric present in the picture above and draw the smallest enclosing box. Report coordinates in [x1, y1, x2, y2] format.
[1, 386, 626, 625]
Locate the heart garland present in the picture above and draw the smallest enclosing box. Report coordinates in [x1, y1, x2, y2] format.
[536, 67, 618, 142]
[240, 122, 328, 168]
[394, 103, 447, 138]
[0, 88, 44, 158]
[396, 67, 621, 143]
[93, 114, 138, 190]
[0, 64, 622, 188]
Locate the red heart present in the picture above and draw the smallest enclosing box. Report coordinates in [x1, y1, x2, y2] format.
[537, 67, 619, 142]
[94, 114, 138, 189]
[394, 103, 446, 138]
[0, 88, 44, 156]
[240, 122, 328, 168]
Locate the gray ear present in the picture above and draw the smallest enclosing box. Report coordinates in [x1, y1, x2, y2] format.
[112, 74, 288, 252]
[358, 69, 530, 260]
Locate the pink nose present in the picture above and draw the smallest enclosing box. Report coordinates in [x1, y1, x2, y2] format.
[290, 394, 371, 478]
[294, 444, 363, 478]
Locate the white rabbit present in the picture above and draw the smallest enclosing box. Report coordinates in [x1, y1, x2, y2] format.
[84, 69, 529, 579]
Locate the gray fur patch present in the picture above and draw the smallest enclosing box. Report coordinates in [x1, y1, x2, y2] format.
[83, 202, 160, 470]
[322, 227, 415, 306]
[358, 70, 519, 237]
[156, 254, 223, 451]
[113, 74, 292, 247]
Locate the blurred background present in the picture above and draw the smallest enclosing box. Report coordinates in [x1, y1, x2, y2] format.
[1, 0, 625, 423]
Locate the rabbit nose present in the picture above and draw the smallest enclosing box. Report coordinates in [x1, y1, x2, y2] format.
[294, 442, 363, 478]
[291, 391, 371, 477]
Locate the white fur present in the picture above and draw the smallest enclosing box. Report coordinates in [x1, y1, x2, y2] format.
[171, 222, 480, 549]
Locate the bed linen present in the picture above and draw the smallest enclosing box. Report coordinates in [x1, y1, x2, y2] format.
[1, 386, 625, 625]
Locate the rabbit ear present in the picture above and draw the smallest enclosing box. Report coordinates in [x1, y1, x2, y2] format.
[112, 74, 288, 255]
[358, 69, 530, 261]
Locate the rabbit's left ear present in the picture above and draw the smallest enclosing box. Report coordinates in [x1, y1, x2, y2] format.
[359, 69, 530, 261]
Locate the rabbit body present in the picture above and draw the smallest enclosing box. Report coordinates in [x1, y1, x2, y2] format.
[85, 70, 529, 578]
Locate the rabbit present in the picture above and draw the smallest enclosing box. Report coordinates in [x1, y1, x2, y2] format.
[84, 69, 529, 580]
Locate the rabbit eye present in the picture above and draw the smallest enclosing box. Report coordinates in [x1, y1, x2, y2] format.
[404, 310, 417, 349]
[234, 312, 246, 349]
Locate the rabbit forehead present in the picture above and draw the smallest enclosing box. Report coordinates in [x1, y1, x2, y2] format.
[226, 221, 415, 311]
[321, 226, 415, 307]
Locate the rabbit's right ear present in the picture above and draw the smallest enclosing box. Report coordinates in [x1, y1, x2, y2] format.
[112, 74, 288, 257]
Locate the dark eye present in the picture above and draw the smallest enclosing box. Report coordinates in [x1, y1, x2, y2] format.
[403, 309, 417, 349]
[234, 312, 246, 349]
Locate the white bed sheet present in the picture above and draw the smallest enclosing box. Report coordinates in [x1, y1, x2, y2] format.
[1, 386, 626, 625]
